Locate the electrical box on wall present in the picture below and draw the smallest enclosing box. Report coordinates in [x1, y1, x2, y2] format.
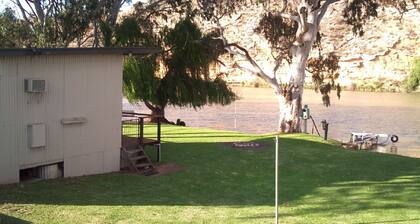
[24, 79, 47, 93]
[27, 123, 46, 148]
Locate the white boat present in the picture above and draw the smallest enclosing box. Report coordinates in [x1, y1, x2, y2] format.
[349, 132, 398, 146]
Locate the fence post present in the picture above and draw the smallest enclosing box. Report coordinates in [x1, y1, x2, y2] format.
[139, 117, 144, 145]
[157, 117, 161, 162]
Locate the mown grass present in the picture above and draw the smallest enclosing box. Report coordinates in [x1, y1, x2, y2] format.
[1, 125, 420, 223]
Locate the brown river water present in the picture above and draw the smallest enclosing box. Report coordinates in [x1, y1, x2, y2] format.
[123, 87, 420, 158]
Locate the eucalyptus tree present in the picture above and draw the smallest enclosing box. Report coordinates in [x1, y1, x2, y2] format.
[11, 0, 100, 47]
[197, 0, 418, 132]
[0, 7, 33, 47]
[95, 0, 133, 47]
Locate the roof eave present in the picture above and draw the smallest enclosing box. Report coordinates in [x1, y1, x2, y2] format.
[0, 47, 161, 56]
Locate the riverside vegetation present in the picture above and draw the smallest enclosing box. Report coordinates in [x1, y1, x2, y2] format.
[406, 58, 420, 92]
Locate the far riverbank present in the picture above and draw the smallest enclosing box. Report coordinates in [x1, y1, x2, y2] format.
[124, 87, 420, 157]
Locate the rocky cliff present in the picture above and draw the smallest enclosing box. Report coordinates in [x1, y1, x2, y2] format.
[207, 3, 420, 92]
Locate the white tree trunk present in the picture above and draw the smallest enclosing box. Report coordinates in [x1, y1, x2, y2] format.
[278, 18, 318, 132]
[221, 0, 329, 133]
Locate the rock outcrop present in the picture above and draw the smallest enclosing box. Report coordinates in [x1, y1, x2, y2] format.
[206, 3, 420, 92]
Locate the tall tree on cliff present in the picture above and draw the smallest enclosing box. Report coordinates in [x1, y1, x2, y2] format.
[11, 0, 100, 47]
[198, 0, 418, 132]
[96, 0, 132, 47]
[10, 0, 129, 47]
[0, 7, 33, 47]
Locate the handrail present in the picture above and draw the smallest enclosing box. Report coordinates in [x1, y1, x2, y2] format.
[122, 111, 163, 118]
[309, 115, 321, 137]
[121, 111, 162, 162]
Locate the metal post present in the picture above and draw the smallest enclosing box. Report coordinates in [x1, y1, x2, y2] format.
[157, 117, 161, 142]
[302, 105, 310, 134]
[310, 116, 321, 137]
[275, 135, 279, 224]
[157, 117, 161, 162]
[139, 117, 144, 145]
[321, 120, 329, 141]
[157, 144, 161, 162]
[121, 119, 124, 143]
[234, 101, 237, 129]
[324, 124, 328, 141]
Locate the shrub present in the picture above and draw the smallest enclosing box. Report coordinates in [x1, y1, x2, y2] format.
[406, 58, 420, 92]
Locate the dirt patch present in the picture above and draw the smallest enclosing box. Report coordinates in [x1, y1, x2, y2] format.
[225, 141, 266, 151]
[153, 163, 184, 176]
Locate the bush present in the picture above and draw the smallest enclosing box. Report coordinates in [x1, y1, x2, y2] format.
[406, 58, 420, 92]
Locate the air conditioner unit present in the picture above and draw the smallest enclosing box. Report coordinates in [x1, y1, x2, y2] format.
[24, 79, 47, 93]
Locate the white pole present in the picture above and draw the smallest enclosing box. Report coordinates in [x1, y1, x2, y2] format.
[275, 135, 279, 224]
[234, 101, 237, 129]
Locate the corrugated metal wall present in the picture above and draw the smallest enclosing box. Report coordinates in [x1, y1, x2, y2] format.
[0, 57, 19, 184]
[0, 54, 123, 184]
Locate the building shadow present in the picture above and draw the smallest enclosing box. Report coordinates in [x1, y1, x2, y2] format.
[0, 214, 32, 224]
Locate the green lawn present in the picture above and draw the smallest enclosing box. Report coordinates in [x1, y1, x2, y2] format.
[1, 125, 420, 224]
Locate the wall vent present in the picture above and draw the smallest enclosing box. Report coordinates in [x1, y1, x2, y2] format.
[24, 79, 47, 93]
[27, 123, 46, 148]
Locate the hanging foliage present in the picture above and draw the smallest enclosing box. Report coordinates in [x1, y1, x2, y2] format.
[121, 17, 236, 122]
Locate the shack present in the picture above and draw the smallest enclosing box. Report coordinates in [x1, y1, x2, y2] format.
[0, 48, 159, 184]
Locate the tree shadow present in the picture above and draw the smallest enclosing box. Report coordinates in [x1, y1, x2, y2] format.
[1, 135, 420, 220]
[356, 219, 420, 224]
[0, 214, 32, 224]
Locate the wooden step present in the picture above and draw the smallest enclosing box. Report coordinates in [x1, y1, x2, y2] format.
[130, 155, 147, 161]
[122, 146, 157, 175]
[124, 144, 140, 150]
[143, 167, 159, 176]
[126, 148, 143, 154]
[136, 163, 152, 168]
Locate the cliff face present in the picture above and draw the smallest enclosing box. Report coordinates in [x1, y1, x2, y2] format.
[208, 3, 420, 92]
[322, 3, 419, 91]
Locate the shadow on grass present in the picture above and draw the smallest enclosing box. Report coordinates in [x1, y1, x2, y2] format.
[356, 219, 420, 224]
[1, 136, 420, 218]
[0, 214, 32, 224]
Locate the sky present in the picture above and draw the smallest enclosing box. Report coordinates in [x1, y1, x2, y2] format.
[0, 0, 9, 11]
[0, 0, 142, 13]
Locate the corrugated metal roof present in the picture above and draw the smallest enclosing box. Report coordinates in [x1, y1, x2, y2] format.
[0, 47, 160, 56]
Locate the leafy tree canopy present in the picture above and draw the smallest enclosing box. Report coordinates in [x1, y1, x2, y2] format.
[121, 17, 236, 121]
[0, 7, 33, 47]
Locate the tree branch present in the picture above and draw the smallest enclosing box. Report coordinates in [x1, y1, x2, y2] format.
[25, 0, 38, 19]
[278, 12, 300, 23]
[225, 43, 281, 94]
[144, 101, 157, 111]
[226, 44, 265, 76]
[294, 2, 310, 46]
[213, 17, 282, 94]
[317, 0, 341, 25]
[78, 34, 94, 47]
[13, 0, 35, 29]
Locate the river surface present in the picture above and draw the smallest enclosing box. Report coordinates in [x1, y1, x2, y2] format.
[123, 87, 420, 158]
